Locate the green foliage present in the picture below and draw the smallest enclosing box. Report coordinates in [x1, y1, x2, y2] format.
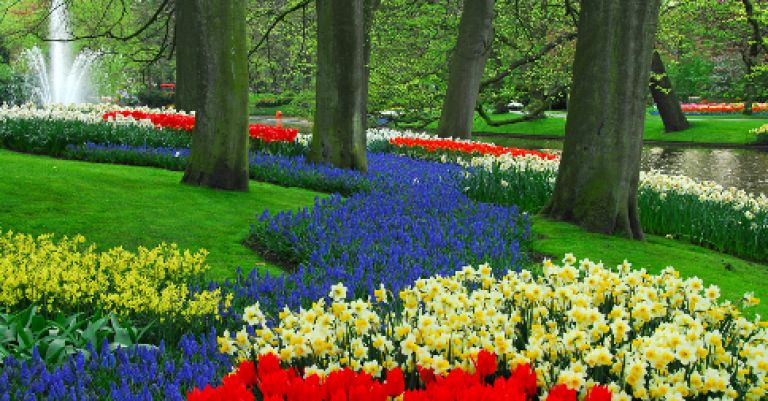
[0, 306, 151, 365]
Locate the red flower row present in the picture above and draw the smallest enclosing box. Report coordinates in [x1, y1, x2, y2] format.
[187, 352, 611, 401]
[101, 111, 299, 143]
[389, 137, 557, 160]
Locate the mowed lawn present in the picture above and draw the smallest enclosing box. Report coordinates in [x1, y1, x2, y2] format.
[466, 113, 768, 145]
[0, 149, 324, 280]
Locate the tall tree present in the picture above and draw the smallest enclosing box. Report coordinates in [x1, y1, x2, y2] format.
[309, 0, 367, 171]
[741, 0, 766, 116]
[179, 0, 250, 191]
[649, 50, 689, 132]
[435, 0, 494, 139]
[543, 0, 661, 239]
[175, 1, 200, 112]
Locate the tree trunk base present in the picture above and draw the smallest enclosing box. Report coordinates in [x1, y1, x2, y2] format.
[182, 167, 249, 192]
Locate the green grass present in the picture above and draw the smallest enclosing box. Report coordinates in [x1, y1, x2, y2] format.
[0, 149, 324, 281]
[530, 216, 768, 318]
[462, 113, 768, 145]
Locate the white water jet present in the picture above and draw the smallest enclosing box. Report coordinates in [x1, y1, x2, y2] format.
[23, 0, 98, 104]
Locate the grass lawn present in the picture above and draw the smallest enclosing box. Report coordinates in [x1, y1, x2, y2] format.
[531, 216, 768, 318]
[0, 150, 323, 280]
[444, 113, 768, 145]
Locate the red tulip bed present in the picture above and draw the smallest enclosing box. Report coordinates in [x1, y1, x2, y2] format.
[188, 353, 611, 401]
[102, 110, 300, 143]
[388, 137, 557, 160]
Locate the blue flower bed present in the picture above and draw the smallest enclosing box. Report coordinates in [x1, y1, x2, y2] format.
[236, 152, 530, 314]
[0, 332, 229, 401]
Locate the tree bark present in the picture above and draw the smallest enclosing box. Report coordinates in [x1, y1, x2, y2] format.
[362, 0, 380, 133]
[435, 0, 495, 139]
[650, 50, 689, 132]
[741, 0, 763, 116]
[543, 0, 661, 240]
[180, 0, 250, 191]
[174, 1, 200, 112]
[309, 0, 368, 172]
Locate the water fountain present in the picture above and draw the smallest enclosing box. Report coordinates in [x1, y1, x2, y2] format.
[23, 0, 98, 105]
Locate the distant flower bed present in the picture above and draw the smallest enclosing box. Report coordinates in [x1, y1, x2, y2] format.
[102, 110, 300, 143]
[389, 136, 557, 159]
[649, 103, 768, 115]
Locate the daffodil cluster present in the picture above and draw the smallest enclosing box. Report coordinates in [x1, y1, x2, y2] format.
[226, 255, 767, 401]
[0, 230, 230, 323]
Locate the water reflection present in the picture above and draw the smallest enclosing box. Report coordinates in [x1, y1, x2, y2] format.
[476, 136, 768, 196]
[641, 146, 768, 195]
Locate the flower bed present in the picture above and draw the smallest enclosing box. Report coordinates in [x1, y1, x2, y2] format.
[223, 257, 767, 401]
[650, 103, 768, 115]
[240, 152, 529, 314]
[0, 230, 228, 333]
[188, 353, 611, 401]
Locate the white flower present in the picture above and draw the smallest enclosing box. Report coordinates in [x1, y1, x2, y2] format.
[329, 283, 348, 301]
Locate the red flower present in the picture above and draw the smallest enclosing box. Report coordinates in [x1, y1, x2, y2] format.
[546, 384, 577, 401]
[508, 363, 537, 397]
[476, 350, 497, 377]
[585, 385, 612, 401]
[384, 367, 405, 396]
[257, 353, 282, 379]
[417, 366, 436, 386]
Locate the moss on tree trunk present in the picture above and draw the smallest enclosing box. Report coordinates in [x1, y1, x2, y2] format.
[650, 50, 689, 132]
[308, 0, 368, 172]
[180, 0, 249, 191]
[543, 0, 661, 240]
[436, 0, 495, 140]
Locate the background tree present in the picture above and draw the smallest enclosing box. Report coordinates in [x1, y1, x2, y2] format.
[179, 0, 250, 191]
[435, 0, 494, 139]
[650, 49, 689, 132]
[543, 0, 662, 239]
[308, 0, 367, 171]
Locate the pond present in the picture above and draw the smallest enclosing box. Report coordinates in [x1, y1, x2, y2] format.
[477, 136, 768, 196]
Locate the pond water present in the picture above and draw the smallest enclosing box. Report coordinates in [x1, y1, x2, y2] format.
[477, 136, 768, 196]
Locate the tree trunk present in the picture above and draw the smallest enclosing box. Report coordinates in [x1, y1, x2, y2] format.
[309, 0, 368, 171]
[741, 0, 762, 116]
[180, 0, 250, 191]
[435, 0, 495, 139]
[174, 1, 200, 112]
[362, 0, 380, 132]
[650, 50, 689, 132]
[543, 0, 661, 240]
